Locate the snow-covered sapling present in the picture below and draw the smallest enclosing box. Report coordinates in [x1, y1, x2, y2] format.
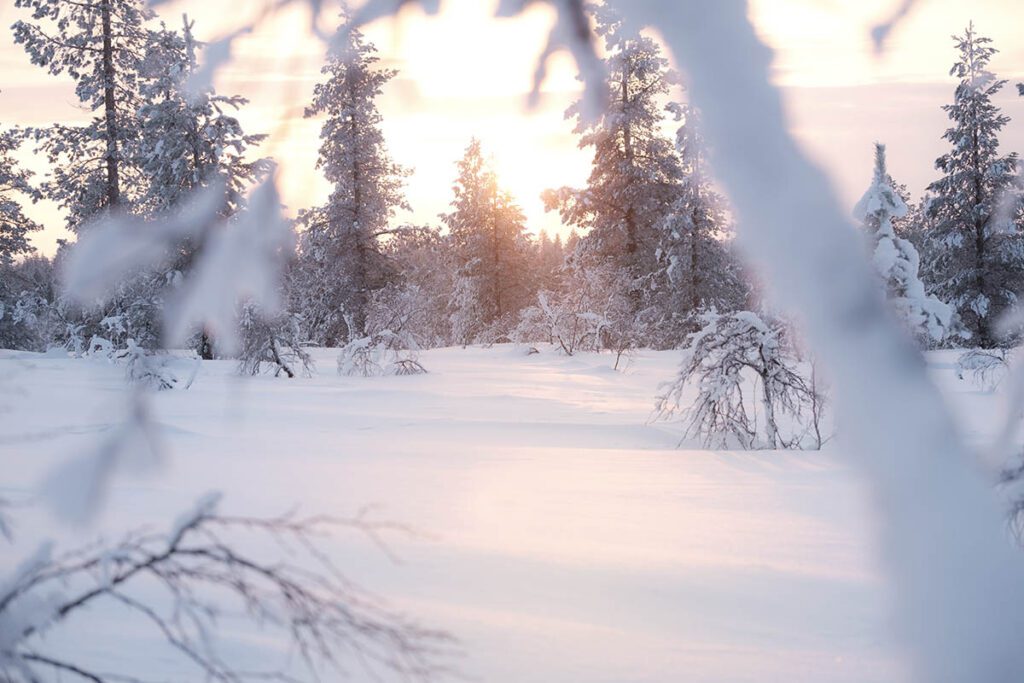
[655, 311, 823, 450]
[237, 302, 312, 378]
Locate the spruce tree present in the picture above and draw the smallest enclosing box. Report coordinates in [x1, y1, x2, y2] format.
[137, 17, 268, 216]
[13, 0, 153, 226]
[297, 18, 409, 346]
[443, 138, 533, 344]
[924, 24, 1021, 348]
[855, 143, 952, 345]
[0, 128, 42, 266]
[656, 104, 747, 343]
[136, 17, 270, 357]
[543, 4, 682, 314]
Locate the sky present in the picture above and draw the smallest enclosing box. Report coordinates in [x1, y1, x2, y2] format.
[2, 0, 1024, 256]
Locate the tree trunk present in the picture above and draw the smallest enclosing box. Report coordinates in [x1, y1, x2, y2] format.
[968, 53, 991, 349]
[348, 76, 368, 342]
[690, 205, 701, 312]
[491, 184, 502, 322]
[100, 0, 121, 209]
[761, 373, 779, 450]
[198, 331, 214, 360]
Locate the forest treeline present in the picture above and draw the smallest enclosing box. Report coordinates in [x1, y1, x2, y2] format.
[1, 3, 1023, 380]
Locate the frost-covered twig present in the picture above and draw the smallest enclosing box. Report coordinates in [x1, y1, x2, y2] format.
[0, 494, 452, 683]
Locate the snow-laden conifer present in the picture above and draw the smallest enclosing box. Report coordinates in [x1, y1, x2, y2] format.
[297, 16, 409, 346]
[13, 0, 154, 225]
[542, 4, 682, 316]
[655, 105, 748, 344]
[137, 17, 269, 216]
[0, 128, 41, 266]
[923, 24, 1022, 348]
[854, 143, 953, 344]
[443, 138, 534, 344]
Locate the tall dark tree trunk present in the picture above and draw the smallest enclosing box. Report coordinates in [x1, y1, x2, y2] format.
[620, 66, 638, 260]
[348, 77, 368, 342]
[690, 207, 701, 313]
[969, 70, 991, 349]
[199, 331, 214, 360]
[100, 0, 121, 209]
[491, 185, 502, 321]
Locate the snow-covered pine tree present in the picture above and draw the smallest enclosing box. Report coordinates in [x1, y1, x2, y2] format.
[542, 4, 682, 319]
[923, 24, 1022, 349]
[13, 0, 153, 225]
[137, 17, 269, 216]
[535, 230, 567, 294]
[443, 138, 534, 344]
[855, 143, 953, 345]
[297, 17, 409, 346]
[0, 127, 41, 266]
[137, 16, 271, 357]
[655, 104, 748, 345]
[0, 127, 44, 354]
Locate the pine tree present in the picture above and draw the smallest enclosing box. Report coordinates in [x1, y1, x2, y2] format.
[656, 104, 747, 344]
[297, 18, 409, 346]
[0, 127, 42, 266]
[13, 0, 153, 226]
[543, 4, 682, 314]
[136, 16, 270, 358]
[137, 17, 268, 216]
[924, 24, 1021, 348]
[443, 138, 534, 344]
[856, 143, 953, 345]
[535, 230, 566, 293]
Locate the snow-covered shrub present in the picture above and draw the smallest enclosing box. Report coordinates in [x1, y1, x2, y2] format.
[515, 263, 639, 357]
[377, 225, 455, 348]
[956, 348, 1009, 392]
[337, 329, 426, 377]
[655, 311, 824, 450]
[237, 302, 312, 378]
[122, 340, 184, 391]
[86, 336, 183, 390]
[365, 280, 437, 352]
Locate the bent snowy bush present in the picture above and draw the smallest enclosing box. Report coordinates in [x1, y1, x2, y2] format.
[655, 310, 826, 450]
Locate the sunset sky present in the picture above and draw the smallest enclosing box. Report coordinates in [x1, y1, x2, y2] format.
[2, 0, 1024, 255]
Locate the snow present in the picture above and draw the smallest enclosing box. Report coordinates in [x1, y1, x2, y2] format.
[3, 344, 1010, 682]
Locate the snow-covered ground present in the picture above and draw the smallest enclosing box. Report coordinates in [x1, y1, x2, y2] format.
[0, 346, 1005, 682]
